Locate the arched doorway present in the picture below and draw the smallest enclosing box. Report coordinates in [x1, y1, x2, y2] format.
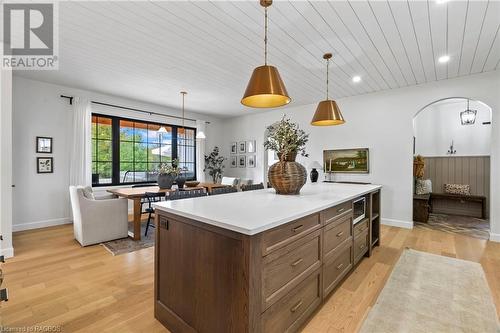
[412, 97, 492, 239]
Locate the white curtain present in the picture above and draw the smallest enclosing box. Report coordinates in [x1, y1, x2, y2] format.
[196, 120, 206, 182]
[69, 97, 92, 186]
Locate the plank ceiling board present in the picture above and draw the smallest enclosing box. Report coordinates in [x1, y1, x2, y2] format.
[470, 1, 500, 74]
[428, 0, 448, 81]
[458, 0, 489, 77]
[447, 0, 469, 78]
[13, 0, 500, 117]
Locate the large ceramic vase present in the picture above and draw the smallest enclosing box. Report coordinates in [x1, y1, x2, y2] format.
[268, 152, 307, 195]
[158, 174, 175, 189]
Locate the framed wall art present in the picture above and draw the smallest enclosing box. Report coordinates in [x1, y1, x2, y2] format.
[238, 155, 246, 168]
[37, 157, 54, 174]
[230, 142, 237, 155]
[230, 156, 237, 168]
[247, 155, 256, 168]
[323, 148, 369, 173]
[238, 141, 246, 153]
[246, 140, 256, 153]
[36, 136, 53, 153]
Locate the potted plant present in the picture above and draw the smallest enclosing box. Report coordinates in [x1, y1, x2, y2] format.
[264, 116, 309, 194]
[157, 159, 186, 189]
[204, 147, 226, 183]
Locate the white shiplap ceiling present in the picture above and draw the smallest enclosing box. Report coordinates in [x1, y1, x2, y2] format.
[13, 0, 500, 117]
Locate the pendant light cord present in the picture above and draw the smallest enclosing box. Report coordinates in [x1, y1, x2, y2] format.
[264, 6, 268, 66]
[326, 58, 329, 100]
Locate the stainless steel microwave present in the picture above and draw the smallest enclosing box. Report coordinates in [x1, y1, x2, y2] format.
[353, 197, 366, 224]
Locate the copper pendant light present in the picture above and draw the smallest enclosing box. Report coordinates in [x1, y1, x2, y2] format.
[311, 53, 345, 126]
[241, 0, 290, 108]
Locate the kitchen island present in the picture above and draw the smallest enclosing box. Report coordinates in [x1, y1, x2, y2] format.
[153, 183, 381, 333]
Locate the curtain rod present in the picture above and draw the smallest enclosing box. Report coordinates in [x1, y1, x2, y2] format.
[60, 95, 210, 124]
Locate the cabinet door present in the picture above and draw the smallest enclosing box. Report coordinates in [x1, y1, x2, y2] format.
[156, 215, 248, 333]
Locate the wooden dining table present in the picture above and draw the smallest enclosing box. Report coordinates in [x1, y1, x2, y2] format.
[107, 186, 205, 240]
[197, 182, 230, 193]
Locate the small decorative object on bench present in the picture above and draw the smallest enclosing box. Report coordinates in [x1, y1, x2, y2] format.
[265, 116, 309, 195]
[444, 184, 470, 196]
[415, 179, 432, 195]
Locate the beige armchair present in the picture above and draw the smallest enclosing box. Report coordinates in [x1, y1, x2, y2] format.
[69, 186, 129, 246]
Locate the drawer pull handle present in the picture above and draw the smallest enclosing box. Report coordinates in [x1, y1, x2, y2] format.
[292, 225, 303, 232]
[338, 208, 345, 213]
[336, 263, 344, 270]
[290, 300, 303, 313]
[359, 244, 365, 250]
[336, 231, 344, 237]
[291, 258, 303, 267]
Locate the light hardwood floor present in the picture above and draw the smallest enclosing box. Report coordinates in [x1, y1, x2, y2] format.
[2, 224, 499, 332]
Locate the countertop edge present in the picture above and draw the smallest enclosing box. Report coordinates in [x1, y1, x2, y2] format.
[153, 185, 382, 236]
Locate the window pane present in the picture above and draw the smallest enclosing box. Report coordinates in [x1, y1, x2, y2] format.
[148, 124, 160, 143]
[134, 143, 148, 162]
[97, 140, 112, 162]
[148, 144, 160, 163]
[148, 163, 159, 182]
[120, 163, 134, 183]
[97, 162, 112, 184]
[97, 117, 112, 140]
[134, 122, 148, 143]
[120, 141, 134, 162]
[134, 162, 148, 182]
[120, 120, 135, 142]
[158, 144, 172, 163]
[92, 139, 97, 161]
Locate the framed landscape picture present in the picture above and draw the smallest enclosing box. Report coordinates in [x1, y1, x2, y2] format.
[230, 142, 237, 155]
[37, 157, 54, 174]
[323, 148, 369, 173]
[230, 156, 237, 168]
[36, 136, 53, 153]
[238, 155, 246, 168]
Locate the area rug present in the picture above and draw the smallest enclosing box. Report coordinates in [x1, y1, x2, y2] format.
[416, 213, 490, 240]
[359, 249, 499, 333]
[101, 221, 154, 256]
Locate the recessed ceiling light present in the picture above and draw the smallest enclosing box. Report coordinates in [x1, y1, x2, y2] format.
[352, 76, 361, 83]
[438, 55, 450, 63]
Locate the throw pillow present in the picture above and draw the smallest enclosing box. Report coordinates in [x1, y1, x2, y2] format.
[82, 186, 95, 200]
[415, 179, 432, 195]
[444, 184, 470, 195]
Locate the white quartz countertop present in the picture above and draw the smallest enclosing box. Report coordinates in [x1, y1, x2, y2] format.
[153, 182, 381, 236]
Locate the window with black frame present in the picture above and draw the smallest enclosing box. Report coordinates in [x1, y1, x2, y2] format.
[91, 114, 196, 186]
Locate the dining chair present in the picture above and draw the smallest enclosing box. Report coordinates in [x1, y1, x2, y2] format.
[144, 192, 164, 237]
[167, 189, 207, 201]
[210, 186, 238, 196]
[132, 184, 159, 213]
[241, 183, 265, 192]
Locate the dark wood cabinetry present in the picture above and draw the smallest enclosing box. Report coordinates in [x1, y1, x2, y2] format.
[155, 189, 381, 333]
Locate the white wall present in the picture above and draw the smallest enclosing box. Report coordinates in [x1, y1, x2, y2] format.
[414, 99, 491, 156]
[217, 71, 500, 239]
[0, 68, 14, 257]
[12, 76, 223, 232]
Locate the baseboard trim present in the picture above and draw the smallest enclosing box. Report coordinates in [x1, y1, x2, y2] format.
[490, 233, 500, 243]
[0, 247, 14, 258]
[381, 218, 413, 229]
[13, 217, 72, 232]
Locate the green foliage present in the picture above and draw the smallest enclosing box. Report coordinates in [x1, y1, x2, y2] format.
[158, 158, 185, 176]
[264, 116, 309, 158]
[204, 147, 226, 183]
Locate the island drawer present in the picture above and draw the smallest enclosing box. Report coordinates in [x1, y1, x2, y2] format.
[323, 214, 352, 258]
[262, 230, 321, 311]
[262, 270, 321, 333]
[353, 218, 369, 238]
[321, 201, 353, 225]
[323, 240, 353, 297]
[261, 213, 321, 256]
[354, 230, 369, 264]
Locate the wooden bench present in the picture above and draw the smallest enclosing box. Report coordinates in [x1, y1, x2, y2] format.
[430, 193, 487, 219]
